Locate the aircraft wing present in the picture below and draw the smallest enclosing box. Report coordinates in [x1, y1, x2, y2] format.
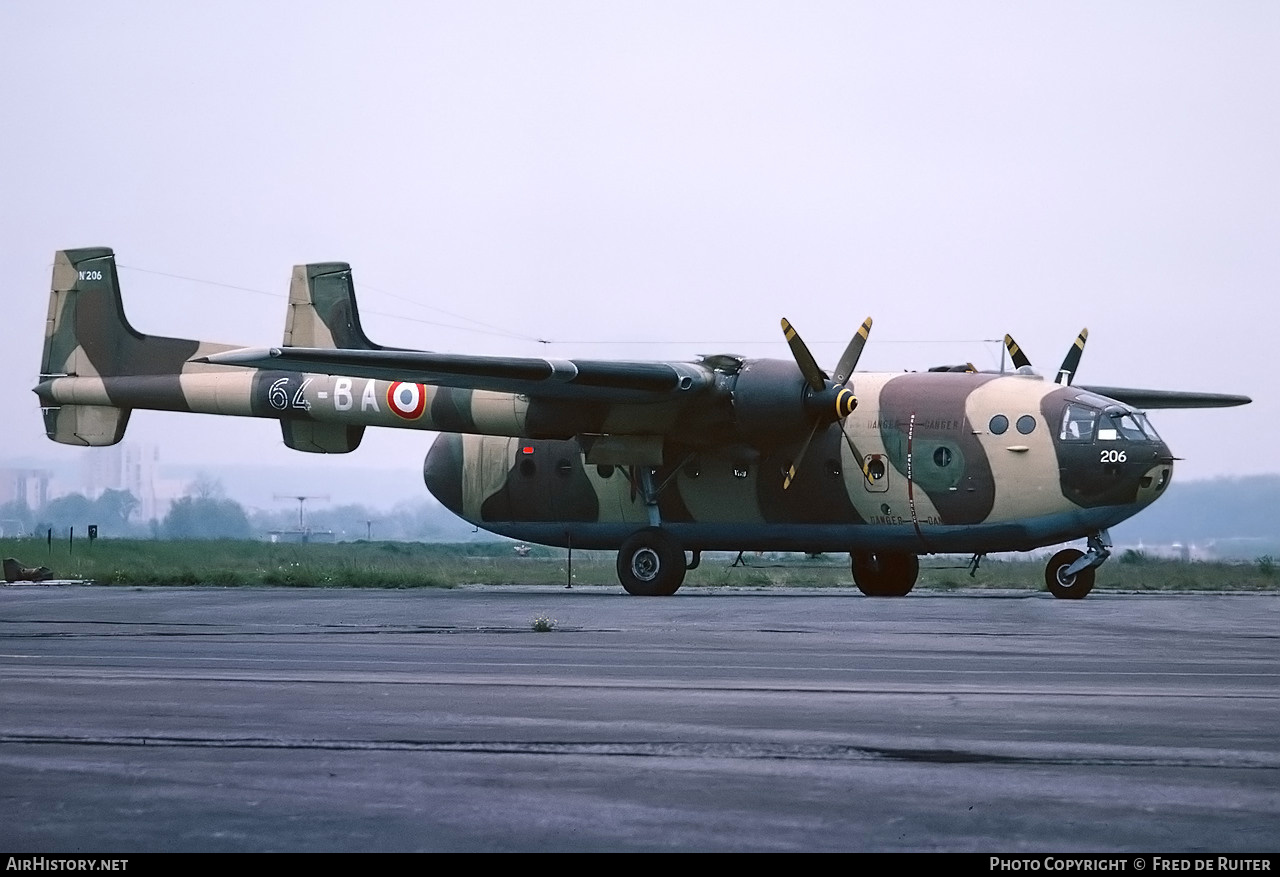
[1077, 386, 1252, 409]
[200, 346, 714, 402]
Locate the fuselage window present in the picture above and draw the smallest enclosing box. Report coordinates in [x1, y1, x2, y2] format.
[1016, 415, 1037, 435]
[1060, 404, 1098, 442]
[596, 464, 616, 478]
[989, 415, 1009, 435]
[933, 446, 952, 467]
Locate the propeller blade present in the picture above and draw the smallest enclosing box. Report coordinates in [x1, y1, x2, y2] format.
[839, 421, 869, 483]
[781, 318, 827, 392]
[1004, 334, 1031, 370]
[783, 420, 821, 490]
[1056, 328, 1088, 385]
[831, 317, 873, 385]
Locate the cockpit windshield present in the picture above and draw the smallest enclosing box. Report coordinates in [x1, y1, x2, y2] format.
[1061, 402, 1161, 443]
[1135, 413, 1161, 441]
[1098, 410, 1159, 442]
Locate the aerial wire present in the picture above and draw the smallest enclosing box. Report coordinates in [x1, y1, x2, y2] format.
[114, 264, 1007, 356]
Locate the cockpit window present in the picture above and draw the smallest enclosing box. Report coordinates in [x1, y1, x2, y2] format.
[1059, 403, 1098, 442]
[1099, 411, 1155, 442]
[1135, 413, 1161, 441]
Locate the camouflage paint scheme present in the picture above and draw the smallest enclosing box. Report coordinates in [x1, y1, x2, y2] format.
[36, 248, 1249, 595]
[420, 370, 1171, 555]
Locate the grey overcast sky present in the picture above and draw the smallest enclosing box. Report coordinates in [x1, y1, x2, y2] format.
[1, 1, 1275, 487]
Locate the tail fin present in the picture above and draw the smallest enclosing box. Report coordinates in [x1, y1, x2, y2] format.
[277, 262, 376, 453]
[39, 248, 205, 446]
[42, 248, 130, 445]
[283, 262, 382, 350]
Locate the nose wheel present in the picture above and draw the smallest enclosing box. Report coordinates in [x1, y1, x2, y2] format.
[1044, 531, 1111, 599]
[1045, 548, 1094, 599]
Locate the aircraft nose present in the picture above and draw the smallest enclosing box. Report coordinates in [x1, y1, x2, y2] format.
[423, 433, 465, 515]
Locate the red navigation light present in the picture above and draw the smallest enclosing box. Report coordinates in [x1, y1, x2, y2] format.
[522, 446, 534, 454]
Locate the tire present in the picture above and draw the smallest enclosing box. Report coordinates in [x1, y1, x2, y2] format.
[617, 528, 686, 596]
[851, 551, 919, 597]
[1045, 548, 1095, 599]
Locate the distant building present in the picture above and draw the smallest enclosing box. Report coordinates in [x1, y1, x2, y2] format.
[267, 530, 337, 544]
[79, 443, 165, 521]
[0, 467, 51, 511]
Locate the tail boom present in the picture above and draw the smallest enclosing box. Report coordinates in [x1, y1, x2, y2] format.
[36, 249, 538, 446]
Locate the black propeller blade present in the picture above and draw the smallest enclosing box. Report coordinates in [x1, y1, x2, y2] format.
[1003, 334, 1032, 370]
[1056, 328, 1088, 385]
[780, 317, 872, 490]
[781, 318, 827, 393]
[832, 318, 873, 385]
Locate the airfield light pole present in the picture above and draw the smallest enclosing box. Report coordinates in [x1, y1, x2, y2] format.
[274, 494, 329, 532]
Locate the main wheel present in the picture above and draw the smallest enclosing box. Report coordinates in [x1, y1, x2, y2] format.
[617, 528, 686, 596]
[1045, 548, 1095, 599]
[850, 551, 919, 597]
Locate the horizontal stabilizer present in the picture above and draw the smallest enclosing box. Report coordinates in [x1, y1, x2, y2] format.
[1079, 386, 1252, 409]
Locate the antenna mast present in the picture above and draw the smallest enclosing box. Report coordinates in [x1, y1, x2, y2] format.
[274, 494, 329, 531]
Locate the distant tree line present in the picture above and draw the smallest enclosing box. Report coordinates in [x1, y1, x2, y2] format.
[13, 473, 1271, 554]
[0, 476, 478, 542]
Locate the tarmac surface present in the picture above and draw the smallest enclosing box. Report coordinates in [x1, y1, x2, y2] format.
[1, 583, 1278, 853]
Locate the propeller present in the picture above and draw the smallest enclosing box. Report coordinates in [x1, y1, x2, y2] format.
[780, 317, 872, 489]
[1003, 329, 1088, 385]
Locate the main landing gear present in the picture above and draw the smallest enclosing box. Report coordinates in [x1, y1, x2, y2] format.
[1044, 530, 1112, 600]
[616, 527, 695, 596]
[850, 550, 919, 597]
[616, 467, 697, 596]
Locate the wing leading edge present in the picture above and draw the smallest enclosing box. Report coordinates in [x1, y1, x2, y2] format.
[200, 350, 1253, 410]
[200, 346, 714, 402]
[1076, 386, 1252, 409]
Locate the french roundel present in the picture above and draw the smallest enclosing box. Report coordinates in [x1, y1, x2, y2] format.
[387, 381, 428, 420]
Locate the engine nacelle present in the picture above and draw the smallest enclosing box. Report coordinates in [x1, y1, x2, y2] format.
[728, 358, 813, 443]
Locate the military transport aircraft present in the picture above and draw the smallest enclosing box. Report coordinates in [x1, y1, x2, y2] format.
[36, 247, 1251, 599]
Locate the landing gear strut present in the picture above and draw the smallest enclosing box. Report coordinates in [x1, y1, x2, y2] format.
[1044, 530, 1112, 600]
[851, 550, 919, 597]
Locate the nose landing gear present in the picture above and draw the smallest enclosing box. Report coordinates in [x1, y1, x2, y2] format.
[1045, 530, 1112, 599]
